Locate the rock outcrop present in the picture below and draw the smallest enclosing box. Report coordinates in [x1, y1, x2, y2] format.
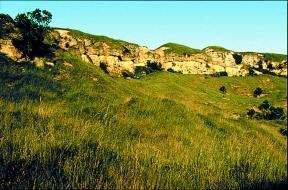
[0, 22, 286, 78]
[50, 29, 286, 77]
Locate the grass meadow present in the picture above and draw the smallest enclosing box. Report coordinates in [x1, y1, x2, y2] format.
[0, 51, 287, 189]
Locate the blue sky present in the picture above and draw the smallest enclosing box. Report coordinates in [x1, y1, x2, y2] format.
[0, 1, 287, 54]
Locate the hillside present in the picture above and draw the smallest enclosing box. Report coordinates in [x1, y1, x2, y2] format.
[0, 13, 287, 189]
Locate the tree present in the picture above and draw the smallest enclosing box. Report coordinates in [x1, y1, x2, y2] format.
[0, 14, 15, 39]
[14, 9, 52, 58]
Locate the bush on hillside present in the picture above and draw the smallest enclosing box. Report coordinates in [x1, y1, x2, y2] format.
[253, 87, 263, 97]
[13, 9, 52, 58]
[219, 86, 227, 93]
[0, 14, 15, 39]
[247, 100, 286, 121]
[147, 61, 162, 71]
[248, 68, 256, 76]
[122, 70, 134, 79]
[134, 66, 151, 77]
[211, 71, 228, 77]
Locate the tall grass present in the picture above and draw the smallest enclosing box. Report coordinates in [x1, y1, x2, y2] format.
[0, 51, 287, 189]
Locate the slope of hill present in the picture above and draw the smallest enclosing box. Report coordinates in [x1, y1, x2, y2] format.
[0, 13, 287, 189]
[0, 49, 287, 189]
[158, 42, 202, 55]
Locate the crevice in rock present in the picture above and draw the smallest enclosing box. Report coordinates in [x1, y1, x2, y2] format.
[232, 53, 242, 65]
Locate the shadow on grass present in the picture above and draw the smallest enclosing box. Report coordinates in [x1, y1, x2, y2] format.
[0, 53, 62, 102]
[0, 140, 123, 189]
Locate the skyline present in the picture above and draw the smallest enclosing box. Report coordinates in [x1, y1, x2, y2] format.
[0, 1, 287, 54]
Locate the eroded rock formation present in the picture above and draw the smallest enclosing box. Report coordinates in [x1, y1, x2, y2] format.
[50, 29, 286, 77]
[0, 25, 287, 78]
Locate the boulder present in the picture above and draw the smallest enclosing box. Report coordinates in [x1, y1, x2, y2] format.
[33, 57, 44, 68]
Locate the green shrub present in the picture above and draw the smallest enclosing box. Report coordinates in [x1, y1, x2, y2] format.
[147, 61, 162, 71]
[253, 87, 263, 97]
[122, 70, 134, 79]
[247, 100, 286, 121]
[219, 86, 227, 93]
[14, 9, 52, 58]
[134, 66, 151, 77]
[212, 71, 228, 77]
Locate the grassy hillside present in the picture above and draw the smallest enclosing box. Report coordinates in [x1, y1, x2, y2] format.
[261, 53, 287, 62]
[239, 52, 287, 62]
[66, 28, 140, 50]
[159, 43, 202, 55]
[205, 46, 230, 53]
[0, 50, 287, 189]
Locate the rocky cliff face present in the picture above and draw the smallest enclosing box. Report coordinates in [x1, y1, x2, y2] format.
[0, 21, 287, 78]
[49, 29, 286, 77]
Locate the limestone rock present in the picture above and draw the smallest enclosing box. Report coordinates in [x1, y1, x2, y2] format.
[45, 62, 54, 67]
[54, 29, 77, 49]
[33, 57, 44, 68]
[0, 39, 22, 60]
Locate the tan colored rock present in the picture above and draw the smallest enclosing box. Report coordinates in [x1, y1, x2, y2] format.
[242, 53, 263, 66]
[54, 29, 77, 49]
[63, 61, 73, 67]
[85, 46, 98, 55]
[120, 61, 135, 72]
[203, 48, 236, 67]
[50, 29, 287, 77]
[84, 39, 92, 46]
[81, 54, 91, 63]
[88, 55, 100, 66]
[0, 40, 22, 60]
[45, 62, 54, 67]
[33, 57, 44, 68]
[225, 66, 242, 76]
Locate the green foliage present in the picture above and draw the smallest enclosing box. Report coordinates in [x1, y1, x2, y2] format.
[0, 14, 15, 39]
[253, 87, 263, 97]
[122, 70, 134, 79]
[14, 9, 52, 58]
[134, 66, 150, 77]
[147, 61, 162, 71]
[159, 43, 202, 55]
[219, 86, 227, 93]
[247, 100, 286, 121]
[262, 53, 287, 62]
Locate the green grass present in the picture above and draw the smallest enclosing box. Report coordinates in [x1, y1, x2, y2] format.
[0, 50, 287, 189]
[205, 46, 230, 53]
[159, 43, 202, 55]
[262, 53, 287, 62]
[238, 52, 287, 62]
[62, 28, 140, 51]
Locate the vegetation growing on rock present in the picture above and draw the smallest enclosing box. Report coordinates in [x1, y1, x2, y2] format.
[205, 46, 230, 53]
[159, 42, 202, 55]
